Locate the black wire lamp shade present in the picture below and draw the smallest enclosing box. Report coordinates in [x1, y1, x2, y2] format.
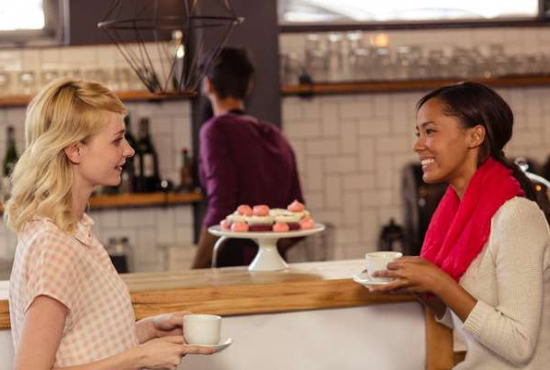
[98, 0, 243, 95]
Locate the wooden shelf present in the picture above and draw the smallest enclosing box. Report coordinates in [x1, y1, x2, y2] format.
[89, 191, 203, 210]
[0, 90, 195, 107]
[0, 192, 203, 213]
[4, 76, 549, 106]
[280, 75, 550, 96]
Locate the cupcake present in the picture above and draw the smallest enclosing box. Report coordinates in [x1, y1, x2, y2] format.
[286, 200, 308, 220]
[274, 212, 302, 230]
[231, 221, 249, 232]
[220, 219, 231, 230]
[299, 217, 315, 230]
[236, 204, 253, 216]
[273, 222, 290, 232]
[247, 215, 275, 231]
[287, 200, 305, 212]
[252, 205, 270, 216]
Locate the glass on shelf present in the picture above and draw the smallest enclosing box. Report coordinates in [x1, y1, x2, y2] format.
[415, 57, 431, 80]
[128, 69, 147, 92]
[372, 47, 392, 81]
[338, 34, 352, 81]
[423, 49, 442, 79]
[538, 53, 550, 75]
[17, 71, 37, 95]
[63, 69, 82, 80]
[492, 54, 510, 78]
[279, 53, 288, 85]
[282, 52, 305, 85]
[393, 46, 411, 80]
[114, 67, 132, 92]
[41, 69, 60, 86]
[84, 68, 110, 86]
[350, 47, 372, 81]
[305, 49, 328, 82]
[0, 71, 13, 97]
[327, 33, 344, 81]
[281, 29, 550, 86]
[305, 33, 327, 82]
[346, 31, 365, 50]
[347, 32, 369, 81]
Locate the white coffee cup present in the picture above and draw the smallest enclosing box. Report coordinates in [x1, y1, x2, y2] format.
[364, 251, 403, 283]
[183, 314, 221, 345]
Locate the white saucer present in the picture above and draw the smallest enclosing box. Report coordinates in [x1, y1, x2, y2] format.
[195, 338, 232, 353]
[352, 272, 393, 287]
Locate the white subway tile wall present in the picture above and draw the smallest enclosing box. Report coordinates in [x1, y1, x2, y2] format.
[1, 27, 550, 270]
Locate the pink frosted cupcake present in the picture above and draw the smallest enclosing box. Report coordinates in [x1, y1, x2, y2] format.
[273, 222, 290, 232]
[231, 221, 249, 232]
[220, 219, 231, 230]
[287, 200, 305, 213]
[236, 204, 253, 216]
[299, 217, 315, 230]
[252, 205, 270, 216]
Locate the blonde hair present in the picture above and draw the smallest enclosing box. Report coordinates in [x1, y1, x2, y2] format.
[4, 78, 127, 233]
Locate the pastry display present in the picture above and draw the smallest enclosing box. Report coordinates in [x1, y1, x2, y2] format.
[220, 200, 315, 232]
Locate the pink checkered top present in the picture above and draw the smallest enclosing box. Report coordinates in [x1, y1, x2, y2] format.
[9, 214, 139, 367]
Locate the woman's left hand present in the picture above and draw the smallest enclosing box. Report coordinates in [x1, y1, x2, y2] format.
[150, 311, 190, 338]
[138, 311, 192, 343]
[368, 256, 451, 295]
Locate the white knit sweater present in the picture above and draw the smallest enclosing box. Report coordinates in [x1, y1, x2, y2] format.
[438, 197, 550, 369]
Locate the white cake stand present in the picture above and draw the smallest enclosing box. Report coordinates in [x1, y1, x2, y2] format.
[208, 223, 325, 271]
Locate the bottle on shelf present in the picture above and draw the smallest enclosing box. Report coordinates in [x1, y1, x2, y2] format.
[177, 148, 194, 193]
[136, 117, 160, 192]
[133, 122, 144, 193]
[2, 125, 18, 200]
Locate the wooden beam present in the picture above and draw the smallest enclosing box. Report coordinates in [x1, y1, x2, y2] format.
[425, 308, 455, 370]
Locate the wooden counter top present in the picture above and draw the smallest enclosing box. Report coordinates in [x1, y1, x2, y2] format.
[0, 259, 455, 369]
[126, 260, 415, 319]
[0, 260, 414, 329]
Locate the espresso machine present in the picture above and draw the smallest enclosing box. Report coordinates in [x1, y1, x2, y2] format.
[401, 163, 447, 256]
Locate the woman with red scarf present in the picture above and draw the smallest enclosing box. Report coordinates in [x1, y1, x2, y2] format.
[370, 82, 550, 369]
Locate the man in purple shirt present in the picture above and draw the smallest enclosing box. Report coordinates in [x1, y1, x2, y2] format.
[191, 47, 304, 268]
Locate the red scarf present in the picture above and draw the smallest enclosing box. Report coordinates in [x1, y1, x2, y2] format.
[420, 158, 524, 281]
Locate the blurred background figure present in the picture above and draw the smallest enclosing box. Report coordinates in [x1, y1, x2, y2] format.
[192, 47, 305, 268]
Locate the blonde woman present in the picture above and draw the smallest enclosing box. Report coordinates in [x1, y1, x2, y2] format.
[7, 78, 213, 369]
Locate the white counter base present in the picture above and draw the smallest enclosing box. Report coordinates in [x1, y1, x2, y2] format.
[183, 302, 425, 370]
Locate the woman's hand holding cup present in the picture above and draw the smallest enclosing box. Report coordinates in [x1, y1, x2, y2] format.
[368, 256, 451, 294]
[132, 335, 215, 370]
[364, 251, 403, 283]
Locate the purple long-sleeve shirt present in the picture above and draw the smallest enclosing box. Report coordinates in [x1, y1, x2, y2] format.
[199, 113, 304, 228]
